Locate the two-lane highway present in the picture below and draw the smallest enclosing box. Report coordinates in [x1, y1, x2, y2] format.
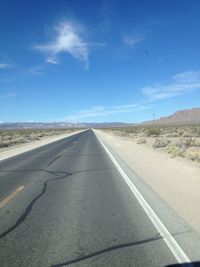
[0, 130, 186, 266]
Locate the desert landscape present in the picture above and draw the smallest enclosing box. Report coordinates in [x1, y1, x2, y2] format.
[102, 124, 200, 164]
[1, 1, 200, 264]
[0, 128, 80, 149]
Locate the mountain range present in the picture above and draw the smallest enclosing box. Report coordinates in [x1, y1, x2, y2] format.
[0, 108, 199, 129]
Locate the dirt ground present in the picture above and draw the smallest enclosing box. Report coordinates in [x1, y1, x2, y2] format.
[95, 129, 200, 234]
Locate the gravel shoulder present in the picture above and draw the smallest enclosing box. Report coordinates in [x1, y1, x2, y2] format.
[0, 130, 85, 161]
[95, 129, 200, 234]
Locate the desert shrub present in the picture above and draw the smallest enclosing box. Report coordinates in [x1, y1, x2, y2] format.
[138, 131, 147, 137]
[152, 138, 170, 149]
[127, 133, 135, 138]
[165, 144, 185, 158]
[185, 150, 200, 161]
[193, 128, 200, 137]
[188, 138, 200, 147]
[174, 138, 194, 148]
[136, 137, 147, 144]
[0, 136, 27, 147]
[0, 128, 76, 148]
[182, 132, 194, 138]
[119, 131, 127, 137]
[164, 133, 179, 138]
[176, 128, 184, 136]
[146, 127, 162, 137]
[174, 137, 200, 148]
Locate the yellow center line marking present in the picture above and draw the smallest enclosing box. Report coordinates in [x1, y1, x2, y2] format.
[0, 186, 24, 209]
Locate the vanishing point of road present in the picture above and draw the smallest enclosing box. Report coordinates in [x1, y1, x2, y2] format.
[0, 130, 195, 266]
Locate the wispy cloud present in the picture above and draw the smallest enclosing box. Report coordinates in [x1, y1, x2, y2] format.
[0, 93, 17, 98]
[34, 20, 104, 69]
[62, 104, 150, 122]
[59, 70, 200, 121]
[123, 35, 144, 48]
[28, 66, 44, 75]
[142, 70, 200, 101]
[46, 56, 59, 65]
[173, 70, 200, 83]
[57, 70, 200, 122]
[0, 63, 14, 69]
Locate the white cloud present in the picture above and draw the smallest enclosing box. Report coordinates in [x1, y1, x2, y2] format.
[29, 66, 44, 75]
[123, 36, 144, 48]
[173, 70, 200, 83]
[0, 93, 17, 98]
[46, 56, 59, 65]
[34, 20, 94, 68]
[0, 63, 13, 69]
[62, 104, 150, 122]
[57, 70, 200, 122]
[142, 70, 200, 101]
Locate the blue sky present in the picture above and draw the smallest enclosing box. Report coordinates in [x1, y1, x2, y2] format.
[0, 0, 200, 123]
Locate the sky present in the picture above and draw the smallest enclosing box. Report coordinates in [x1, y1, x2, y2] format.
[0, 0, 200, 123]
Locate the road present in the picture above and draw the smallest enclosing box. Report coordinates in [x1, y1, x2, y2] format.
[0, 129, 191, 266]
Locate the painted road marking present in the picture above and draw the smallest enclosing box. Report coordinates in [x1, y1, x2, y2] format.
[95, 133, 192, 266]
[0, 186, 24, 209]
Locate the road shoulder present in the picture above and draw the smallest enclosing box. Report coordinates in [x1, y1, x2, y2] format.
[0, 130, 85, 161]
[95, 129, 200, 235]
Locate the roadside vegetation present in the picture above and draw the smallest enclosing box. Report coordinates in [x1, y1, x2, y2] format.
[0, 128, 80, 148]
[101, 125, 200, 163]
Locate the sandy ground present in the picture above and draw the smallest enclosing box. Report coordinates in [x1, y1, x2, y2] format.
[95, 130, 200, 234]
[0, 130, 84, 161]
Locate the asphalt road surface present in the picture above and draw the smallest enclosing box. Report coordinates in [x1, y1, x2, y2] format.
[0, 130, 193, 266]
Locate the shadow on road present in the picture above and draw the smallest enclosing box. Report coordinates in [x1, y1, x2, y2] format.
[48, 229, 192, 267]
[166, 262, 200, 267]
[49, 235, 163, 267]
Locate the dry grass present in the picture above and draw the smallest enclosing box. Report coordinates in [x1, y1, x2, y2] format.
[101, 125, 200, 163]
[0, 128, 80, 148]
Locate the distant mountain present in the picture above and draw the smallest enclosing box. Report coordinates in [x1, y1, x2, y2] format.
[0, 122, 129, 129]
[1, 108, 200, 129]
[142, 108, 200, 125]
[0, 122, 72, 129]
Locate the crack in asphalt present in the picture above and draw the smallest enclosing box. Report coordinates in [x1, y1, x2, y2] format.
[0, 170, 72, 240]
[47, 152, 66, 166]
[47, 140, 80, 167]
[0, 167, 114, 240]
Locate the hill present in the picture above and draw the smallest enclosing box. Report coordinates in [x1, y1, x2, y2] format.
[142, 108, 200, 125]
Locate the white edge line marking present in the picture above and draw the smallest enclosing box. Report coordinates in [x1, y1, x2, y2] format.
[95, 132, 192, 265]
